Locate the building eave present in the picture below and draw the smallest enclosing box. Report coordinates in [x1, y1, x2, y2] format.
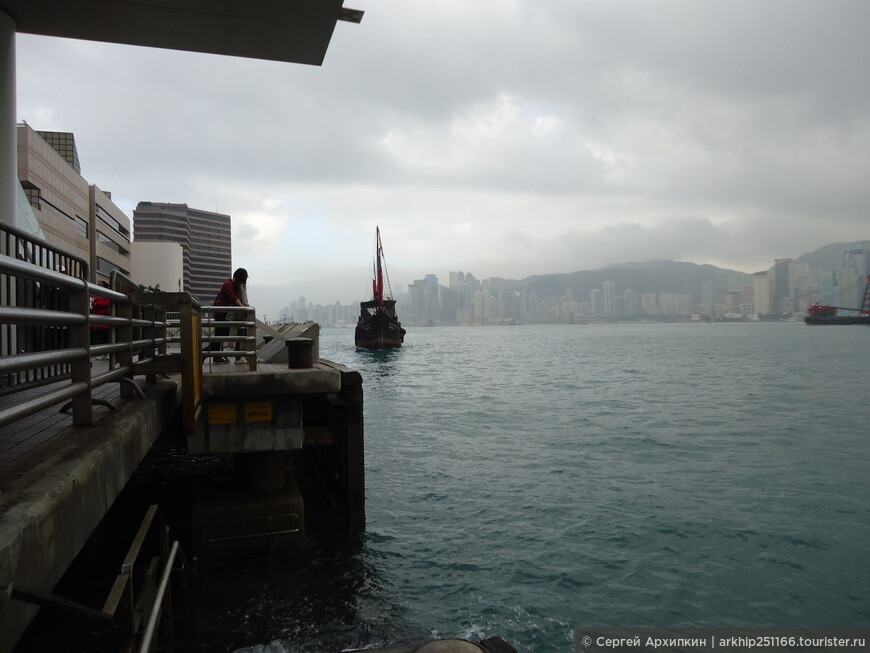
[1, 0, 362, 66]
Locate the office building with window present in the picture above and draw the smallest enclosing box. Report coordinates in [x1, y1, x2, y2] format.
[17, 123, 131, 283]
[132, 202, 231, 303]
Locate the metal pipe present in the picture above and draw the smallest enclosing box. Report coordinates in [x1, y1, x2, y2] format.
[0, 382, 89, 428]
[0, 305, 87, 325]
[90, 342, 130, 357]
[8, 584, 112, 623]
[91, 365, 134, 388]
[89, 314, 130, 328]
[88, 284, 128, 303]
[0, 252, 88, 289]
[137, 540, 180, 653]
[131, 318, 165, 328]
[0, 348, 87, 373]
[0, 220, 88, 270]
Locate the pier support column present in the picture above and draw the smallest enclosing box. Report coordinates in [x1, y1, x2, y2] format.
[0, 12, 16, 227]
[236, 451, 287, 492]
[192, 452, 304, 564]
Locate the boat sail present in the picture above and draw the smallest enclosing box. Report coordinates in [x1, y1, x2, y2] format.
[355, 227, 405, 349]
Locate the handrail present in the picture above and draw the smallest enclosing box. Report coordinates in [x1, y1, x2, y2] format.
[1, 220, 88, 280]
[138, 540, 180, 653]
[7, 507, 192, 651]
[0, 223, 202, 429]
[0, 251, 88, 289]
[199, 304, 257, 370]
[0, 243, 92, 423]
[1, 221, 259, 434]
[103, 505, 192, 653]
[1, 223, 89, 400]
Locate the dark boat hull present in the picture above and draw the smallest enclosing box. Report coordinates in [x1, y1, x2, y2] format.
[355, 308, 405, 349]
[805, 315, 870, 325]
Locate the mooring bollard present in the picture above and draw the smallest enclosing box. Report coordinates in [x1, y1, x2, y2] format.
[286, 337, 314, 369]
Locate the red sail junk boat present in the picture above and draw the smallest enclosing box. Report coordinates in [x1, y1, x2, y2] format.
[804, 274, 870, 325]
[355, 227, 405, 348]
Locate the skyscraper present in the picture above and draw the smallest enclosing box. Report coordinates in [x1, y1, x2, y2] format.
[590, 288, 603, 316]
[133, 202, 231, 303]
[603, 280, 616, 316]
[624, 289, 639, 316]
[774, 258, 793, 314]
[754, 271, 773, 315]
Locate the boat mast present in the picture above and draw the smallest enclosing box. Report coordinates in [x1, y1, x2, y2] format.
[373, 226, 384, 305]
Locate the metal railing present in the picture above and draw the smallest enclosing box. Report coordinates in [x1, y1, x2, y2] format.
[0, 223, 203, 431]
[8, 505, 192, 652]
[199, 304, 257, 370]
[1, 222, 89, 395]
[103, 505, 192, 653]
[0, 222, 263, 434]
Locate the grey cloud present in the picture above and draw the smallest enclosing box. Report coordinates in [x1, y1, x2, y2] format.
[16, 0, 870, 308]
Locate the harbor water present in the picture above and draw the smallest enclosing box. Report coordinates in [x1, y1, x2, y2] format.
[219, 322, 869, 652]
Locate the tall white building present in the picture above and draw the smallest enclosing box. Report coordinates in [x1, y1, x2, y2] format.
[753, 271, 773, 315]
[624, 289, 639, 316]
[590, 288, 603, 316]
[641, 293, 658, 316]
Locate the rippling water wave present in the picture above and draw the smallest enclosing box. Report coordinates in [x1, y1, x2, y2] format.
[224, 322, 870, 652]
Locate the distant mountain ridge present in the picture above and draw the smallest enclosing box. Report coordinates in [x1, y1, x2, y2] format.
[794, 241, 870, 272]
[518, 260, 750, 302]
[515, 241, 868, 302]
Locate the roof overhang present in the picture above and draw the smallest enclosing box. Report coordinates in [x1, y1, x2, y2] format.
[0, 0, 363, 66]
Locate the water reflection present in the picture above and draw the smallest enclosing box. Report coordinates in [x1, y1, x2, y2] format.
[354, 347, 402, 385]
[320, 331, 405, 390]
[202, 531, 416, 653]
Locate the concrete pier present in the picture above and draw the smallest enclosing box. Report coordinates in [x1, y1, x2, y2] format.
[0, 354, 364, 648]
[1, 227, 365, 647]
[191, 356, 364, 516]
[0, 376, 182, 651]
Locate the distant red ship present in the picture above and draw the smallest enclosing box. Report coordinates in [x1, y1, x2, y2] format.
[804, 275, 870, 325]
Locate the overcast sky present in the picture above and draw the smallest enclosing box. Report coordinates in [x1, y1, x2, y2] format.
[16, 1, 870, 315]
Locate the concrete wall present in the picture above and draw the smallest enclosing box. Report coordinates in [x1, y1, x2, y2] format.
[131, 240, 184, 292]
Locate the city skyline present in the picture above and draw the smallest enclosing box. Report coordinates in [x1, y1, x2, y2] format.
[263, 241, 869, 327]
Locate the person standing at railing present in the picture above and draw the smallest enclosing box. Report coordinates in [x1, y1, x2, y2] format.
[90, 280, 111, 360]
[209, 268, 249, 363]
[232, 278, 251, 364]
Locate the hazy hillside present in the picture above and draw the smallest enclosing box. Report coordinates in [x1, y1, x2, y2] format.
[794, 241, 870, 272]
[271, 241, 867, 314]
[518, 261, 751, 302]
[513, 241, 868, 302]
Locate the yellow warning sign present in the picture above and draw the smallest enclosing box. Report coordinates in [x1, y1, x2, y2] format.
[245, 401, 273, 423]
[208, 404, 237, 424]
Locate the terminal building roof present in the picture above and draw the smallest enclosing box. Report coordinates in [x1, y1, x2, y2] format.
[0, 0, 363, 65]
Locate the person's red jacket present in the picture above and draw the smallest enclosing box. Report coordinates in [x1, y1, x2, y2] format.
[90, 296, 111, 331]
[214, 278, 239, 320]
